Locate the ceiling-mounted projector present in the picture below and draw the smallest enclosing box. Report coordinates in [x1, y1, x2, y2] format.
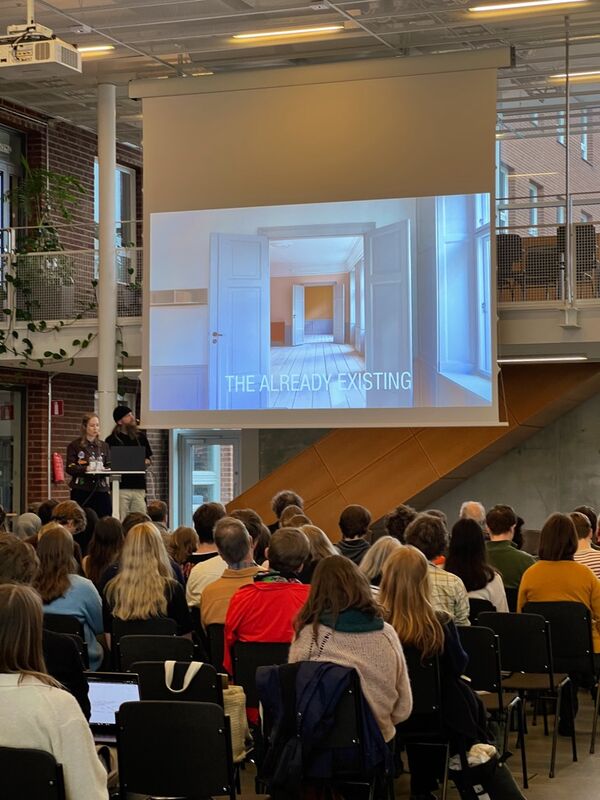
[0, 0, 81, 78]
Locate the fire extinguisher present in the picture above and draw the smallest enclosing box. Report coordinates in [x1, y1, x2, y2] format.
[52, 452, 65, 483]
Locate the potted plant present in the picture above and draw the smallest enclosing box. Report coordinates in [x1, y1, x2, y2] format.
[4, 157, 84, 320]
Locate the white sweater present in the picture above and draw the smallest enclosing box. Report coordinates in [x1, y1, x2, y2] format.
[288, 622, 413, 742]
[0, 674, 107, 800]
[467, 572, 509, 612]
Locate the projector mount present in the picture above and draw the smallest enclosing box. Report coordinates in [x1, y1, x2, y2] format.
[0, 0, 56, 48]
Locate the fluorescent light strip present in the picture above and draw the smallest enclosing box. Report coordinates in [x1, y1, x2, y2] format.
[470, 0, 584, 11]
[551, 70, 600, 79]
[498, 355, 588, 364]
[233, 24, 343, 40]
[508, 171, 558, 178]
[117, 368, 142, 373]
[78, 45, 115, 53]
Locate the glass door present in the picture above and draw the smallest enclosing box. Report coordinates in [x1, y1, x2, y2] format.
[0, 387, 24, 514]
[175, 431, 240, 527]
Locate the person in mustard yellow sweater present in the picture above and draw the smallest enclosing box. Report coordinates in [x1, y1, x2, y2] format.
[518, 512, 600, 734]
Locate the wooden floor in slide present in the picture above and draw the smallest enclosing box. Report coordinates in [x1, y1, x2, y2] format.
[269, 341, 366, 409]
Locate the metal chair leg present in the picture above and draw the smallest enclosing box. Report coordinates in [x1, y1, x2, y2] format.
[550, 687, 561, 778]
[590, 678, 600, 755]
[568, 681, 578, 763]
[518, 697, 528, 789]
[440, 742, 449, 800]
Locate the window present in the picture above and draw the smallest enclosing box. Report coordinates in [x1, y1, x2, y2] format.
[556, 205, 566, 225]
[496, 161, 510, 229]
[557, 111, 566, 146]
[94, 160, 137, 282]
[528, 181, 541, 235]
[581, 112, 589, 161]
[531, 111, 539, 127]
[581, 211, 592, 224]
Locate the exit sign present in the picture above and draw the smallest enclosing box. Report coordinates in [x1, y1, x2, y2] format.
[51, 400, 64, 416]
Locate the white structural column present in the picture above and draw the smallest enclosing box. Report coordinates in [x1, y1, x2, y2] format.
[97, 83, 118, 438]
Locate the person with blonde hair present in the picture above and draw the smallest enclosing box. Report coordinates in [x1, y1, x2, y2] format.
[296, 524, 337, 583]
[34, 525, 104, 671]
[279, 505, 306, 528]
[359, 535, 402, 589]
[66, 412, 112, 519]
[102, 522, 191, 648]
[0, 584, 108, 799]
[380, 546, 488, 799]
[290, 555, 412, 743]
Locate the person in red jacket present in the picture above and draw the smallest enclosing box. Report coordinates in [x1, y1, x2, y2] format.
[224, 526, 310, 680]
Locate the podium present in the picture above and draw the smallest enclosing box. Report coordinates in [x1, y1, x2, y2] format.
[93, 470, 146, 518]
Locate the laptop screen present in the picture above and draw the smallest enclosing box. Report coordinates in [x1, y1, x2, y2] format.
[109, 446, 146, 472]
[88, 675, 140, 727]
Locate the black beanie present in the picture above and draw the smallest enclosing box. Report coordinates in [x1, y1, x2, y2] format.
[113, 405, 133, 423]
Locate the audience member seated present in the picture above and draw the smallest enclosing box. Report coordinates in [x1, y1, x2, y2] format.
[298, 524, 337, 583]
[279, 504, 306, 528]
[12, 512, 41, 541]
[200, 517, 264, 627]
[223, 527, 311, 677]
[0, 535, 90, 718]
[571, 511, 600, 578]
[50, 500, 87, 566]
[485, 504, 535, 589]
[186, 502, 228, 606]
[287, 513, 312, 528]
[0, 504, 7, 533]
[82, 516, 124, 590]
[102, 522, 192, 647]
[460, 500, 486, 528]
[513, 515, 525, 550]
[359, 535, 402, 590]
[336, 505, 372, 565]
[405, 514, 470, 626]
[383, 503, 417, 544]
[122, 511, 151, 536]
[380, 546, 488, 799]
[78, 507, 99, 557]
[168, 526, 200, 581]
[230, 508, 271, 565]
[445, 519, 508, 612]
[0, 584, 107, 800]
[269, 489, 304, 533]
[34, 525, 104, 671]
[289, 555, 412, 744]
[147, 499, 170, 539]
[37, 498, 58, 526]
[518, 512, 600, 732]
[573, 505, 600, 551]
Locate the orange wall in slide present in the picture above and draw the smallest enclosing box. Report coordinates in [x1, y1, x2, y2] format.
[271, 273, 349, 327]
[305, 285, 333, 320]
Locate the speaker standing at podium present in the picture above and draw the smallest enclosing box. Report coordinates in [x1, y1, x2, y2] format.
[106, 405, 153, 519]
[65, 413, 112, 519]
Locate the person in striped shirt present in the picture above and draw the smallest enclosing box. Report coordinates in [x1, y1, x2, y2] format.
[571, 511, 600, 579]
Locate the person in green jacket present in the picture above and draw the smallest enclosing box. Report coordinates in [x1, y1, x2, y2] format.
[485, 504, 535, 589]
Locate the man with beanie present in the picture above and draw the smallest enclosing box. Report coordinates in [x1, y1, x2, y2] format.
[106, 405, 153, 519]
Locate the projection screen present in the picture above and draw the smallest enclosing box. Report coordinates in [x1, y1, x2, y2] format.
[131, 49, 511, 428]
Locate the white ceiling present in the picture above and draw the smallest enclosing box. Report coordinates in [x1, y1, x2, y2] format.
[0, 0, 599, 145]
[270, 235, 361, 275]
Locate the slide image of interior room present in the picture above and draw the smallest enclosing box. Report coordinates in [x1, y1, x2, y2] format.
[269, 236, 366, 409]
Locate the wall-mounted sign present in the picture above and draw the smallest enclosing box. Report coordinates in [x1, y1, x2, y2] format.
[0, 143, 12, 156]
[0, 404, 14, 420]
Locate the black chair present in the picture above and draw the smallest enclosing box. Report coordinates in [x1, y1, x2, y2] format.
[523, 600, 600, 754]
[0, 746, 65, 800]
[479, 611, 576, 778]
[396, 646, 450, 800]
[136, 660, 224, 706]
[505, 587, 519, 613]
[111, 617, 177, 669]
[497, 234, 524, 300]
[116, 701, 236, 800]
[119, 634, 194, 672]
[232, 641, 290, 709]
[468, 597, 495, 624]
[557, 223, 598, 295]
[525, 245, 563, 300]
[43, 614, 89, 669]
[207, 623, 226, 673]
[458, 625, 528, 787]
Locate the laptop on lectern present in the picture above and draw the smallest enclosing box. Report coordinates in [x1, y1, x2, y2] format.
[109, 446, 146, 472]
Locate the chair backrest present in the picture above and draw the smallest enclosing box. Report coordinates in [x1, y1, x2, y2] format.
[43, 613, 85, 639]
[468, 597, 496, 623]
[525, 246, 561, 282]
[557, 223, 597, 271]
[117, 701, 235, 800]
[396, 645, 443, 739]
[111, 617, 177, 667]
[0, 746, 65, 800]
[497, 234, 522, 277]
[119, 635, 194, 672]
[136, 660, 224, 706]
[232, 641, 291, 707]
[207, 623, 225, 673]
[504, 586, 518, 613]
[458, 626, 503, 705]
[478, 611, 555, 685]
[522, 601, 595, 675]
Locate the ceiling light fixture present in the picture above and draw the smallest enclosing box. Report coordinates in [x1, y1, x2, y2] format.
[233, 24, 343, 41]
[469, 0, 585, 12]
[77, 44, 115, 54]
[117, 367, 142, 373]
[508, 171, 558, 178]
[191, 71, 214, 77]
[550, 69, 600, 79]
[498, 355, 588, 364]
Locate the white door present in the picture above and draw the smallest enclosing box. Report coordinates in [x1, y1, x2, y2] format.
[209, 233, 270, 410]
[291, 284, 304, 346]
[333, 281, 345, 343]
[364, 221, 413, 408]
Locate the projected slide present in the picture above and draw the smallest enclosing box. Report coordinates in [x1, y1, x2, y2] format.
[148, 194, 492, 414]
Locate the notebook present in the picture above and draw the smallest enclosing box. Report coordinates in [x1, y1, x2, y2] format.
[88, 672, 140, 743]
